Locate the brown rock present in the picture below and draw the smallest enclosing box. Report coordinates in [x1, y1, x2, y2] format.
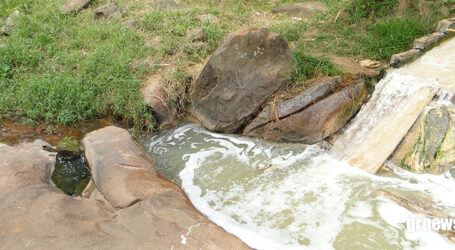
[190, 27, 295, 133]
[245, 80, 366, 144]
[413, 32, 446, 51]
[60, 0, 92, 14]
[0, 140, 56, 196]
[390, 49, 423, 68]
[272, 2, 328, 18]
[94, 3, 121, 19]
[82, 126, 162, 209]
[0, 128, 249, 249]
[243, 76, 340, 134]
[142, 75, 176, 128]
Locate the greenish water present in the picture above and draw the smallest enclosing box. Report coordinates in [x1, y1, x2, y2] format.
[52, 154, 91, 196]
[144, 123, 455, 250]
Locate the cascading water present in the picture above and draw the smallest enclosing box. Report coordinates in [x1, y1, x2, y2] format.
[143, 37, 455, 249]
[330, 36, 455, 173]
[143, 123, 455, 249]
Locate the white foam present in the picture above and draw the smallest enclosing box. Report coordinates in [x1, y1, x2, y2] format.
[146, 124, 455, 249]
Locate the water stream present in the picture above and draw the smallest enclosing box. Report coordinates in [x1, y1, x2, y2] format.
[143, 123, 455, 249]
[143, 37, 455, 249]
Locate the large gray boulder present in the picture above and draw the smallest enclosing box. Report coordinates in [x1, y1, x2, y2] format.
[437, 18, 455, 33]
[244, 80, 366, 144]
[271, 2, 328, 18]
[190, 27, 295, 133]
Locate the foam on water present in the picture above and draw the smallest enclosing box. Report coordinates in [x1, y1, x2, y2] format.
[144, 123, 455, 249]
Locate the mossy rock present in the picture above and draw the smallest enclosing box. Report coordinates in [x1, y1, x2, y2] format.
[56, 137, 80, 160]
[391, 104, 455, 174]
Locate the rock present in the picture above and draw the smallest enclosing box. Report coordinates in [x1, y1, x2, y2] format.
[244, 80, 366, 144]
[360, 59, 380, 69]
[189, 27, 295, 133]
[94, 3, 121, 19]
[141, 75, 176, 128]
[271, 2, 328, 18]
[437, 18, 455, 34]
[390, 49, 423, 68]
[0, 140, 56, 196]
[413, 32, 446, 51]
[0, 185, 121, 249]
[1, 10, 20, 36]
[187, 27, 204, 41]
[391, 105, 455, 174]
[111, 189, 249, 249]
[123, 19, 139, 30]
[243, 76, 340, 134]
[60, 0, 92, 14]
[82, 126, 162, 209]
[152, 0, 181, 10]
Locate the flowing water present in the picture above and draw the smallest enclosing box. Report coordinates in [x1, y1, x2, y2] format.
[142, 37, 455, 249]
[143, 123, 455, 249]
[330, 37, 455, 173]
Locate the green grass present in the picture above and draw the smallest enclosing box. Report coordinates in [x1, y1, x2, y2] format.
[0, 0, 453, 131]
[366, 17, 432, 60]
[291, 50, 343, 82]
[0, 0, 153, 129]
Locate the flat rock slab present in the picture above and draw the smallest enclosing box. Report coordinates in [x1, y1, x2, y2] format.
[272, 2, 328, 18]
[243, 76, 340, 134]
[1, 10, 20, 36]
[0, 140, 56, 196]
[246, 79, 366, 144]
[60, 0, 93, 14]
[82, 126, 165, 209]
[190, 27, 295, 133]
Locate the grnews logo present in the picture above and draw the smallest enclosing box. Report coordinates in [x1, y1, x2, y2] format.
[406, 217, 455, 232]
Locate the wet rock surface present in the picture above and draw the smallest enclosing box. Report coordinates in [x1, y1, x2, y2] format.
[390, 49, 422, 67]
[245, 79, 366, 144]
[0, 127, 248, 249]
[190, 27, 295, 133]
[271, 2, 328, 18]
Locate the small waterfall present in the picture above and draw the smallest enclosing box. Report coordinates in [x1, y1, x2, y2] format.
[330, 37, 455, 173]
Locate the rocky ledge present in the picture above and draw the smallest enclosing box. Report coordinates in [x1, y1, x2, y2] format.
[0, 127, 248, 249]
